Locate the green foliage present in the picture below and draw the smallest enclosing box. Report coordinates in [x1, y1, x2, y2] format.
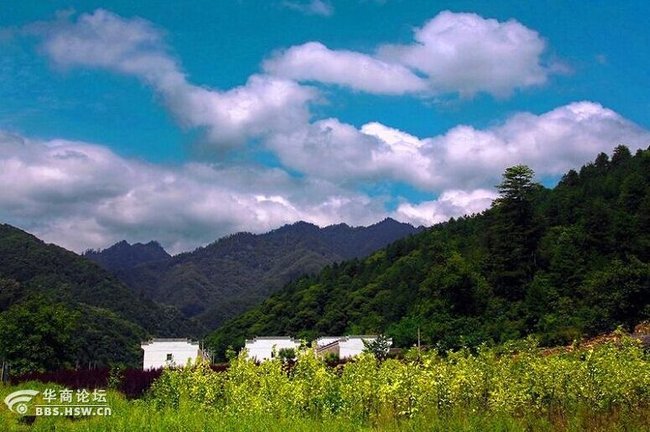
[144, 341, 650, 426]
[108, 364, 126, 390]
[0, 224, 197, 336]
[83, 240, 170, 272]
[1, 341, 649, 431]
[323, 352, 340, 363]
[208, 146, 650, 358]
[362, 335, 392, 361]
[106, 219, 420, 330]
[0, 297, 78, 374]
[487, 165, 542, 299]
[0, 225, 199, 372]
[277, 347, 296, 362]
[0, 296, 146, 373]
[494, 164, 538, 206]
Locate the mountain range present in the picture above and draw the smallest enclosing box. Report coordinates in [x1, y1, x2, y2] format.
[1, 217, 420, 371]
[84, 218, 422, 329]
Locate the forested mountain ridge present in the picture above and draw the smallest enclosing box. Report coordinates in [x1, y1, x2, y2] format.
[102, 218, 421, 329]
[207, 145, 650, 359]
[0, 225, 198, 372]
[83, 240, 170, 271]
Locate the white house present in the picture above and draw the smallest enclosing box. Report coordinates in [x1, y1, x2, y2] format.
[244, 336, 301, 362]
[141, 338, 207, 370]
[314, 336, 341, 347]
[315, 335, 390, 359]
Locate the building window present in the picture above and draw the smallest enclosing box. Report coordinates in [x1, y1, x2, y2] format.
[166, 353, 173, 361]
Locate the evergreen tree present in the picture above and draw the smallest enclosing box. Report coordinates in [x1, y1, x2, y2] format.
[486, 165, 541, 300]
[611, 144, 632, 166]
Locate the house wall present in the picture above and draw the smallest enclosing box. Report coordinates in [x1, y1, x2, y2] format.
[141, 340, 202, 369]
[339, 337, 377, 358]
[244, 338, 300, 361]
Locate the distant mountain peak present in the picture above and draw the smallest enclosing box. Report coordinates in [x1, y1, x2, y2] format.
[271, 221, 320, 236]
[288, 220, 320, 229]
[84, 239, 171, 271]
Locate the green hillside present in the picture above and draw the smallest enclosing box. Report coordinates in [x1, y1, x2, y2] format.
[207, 145, 650, 358]
[95, 219, 420, 329]
[0, 225, 198, 373]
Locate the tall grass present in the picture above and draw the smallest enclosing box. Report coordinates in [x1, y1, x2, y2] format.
[1, 337, 648, 431]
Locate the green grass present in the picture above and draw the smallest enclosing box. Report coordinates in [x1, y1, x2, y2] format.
[2, 397, 649, 432]
[2, 338, 649, 431]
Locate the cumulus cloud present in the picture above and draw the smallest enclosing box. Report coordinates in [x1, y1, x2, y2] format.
[263, 42, 428, 94]
[0, 131, 383, 253]
[41, 9, 182, 86]
[2, 101, 647, 253]
[265, 11, 554, 97]
[39, 9, 317, 147]
[0, 128, 501, 253]
[283, 0, 333, 17]
[378, 11, 549, 97]
[428, 101, 650, 187]
[394, 189, 497, 226]
[265, 102, 650, 191]
[167, 75, 316, 146]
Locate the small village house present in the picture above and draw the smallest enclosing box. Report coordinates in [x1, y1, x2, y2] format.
[315, 335, 390, 359]
[141, 338, 207, 369]
[244, 336, 301, 361]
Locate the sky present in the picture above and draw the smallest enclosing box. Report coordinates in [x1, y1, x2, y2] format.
[1, 0, 649, 254]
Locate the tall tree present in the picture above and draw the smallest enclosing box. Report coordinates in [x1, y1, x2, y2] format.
[486, 165, 541, 300]
[494, 165, 537, 206]
[0, 297, 79, 375]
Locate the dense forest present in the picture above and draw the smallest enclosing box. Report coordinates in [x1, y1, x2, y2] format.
[0, 226, 198, 373]
[207, 145, 650, 359]
[89, 219, 420, 329]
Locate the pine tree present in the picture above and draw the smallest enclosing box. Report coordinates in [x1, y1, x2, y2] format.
[486, 165, 541, 300]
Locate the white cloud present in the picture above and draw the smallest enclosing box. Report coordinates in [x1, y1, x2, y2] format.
[283, 0, 334, 17]
[264, 42, 428, 94]
[394, 189, 497, 226]
[428, 101, 650, 188]
[42, 9, 182, 86]
[360, 122, 424, 149]
[378, 11, 549, 97]
[265, 118, 435, 189]
[40, 9, 317, 147]
[2, 101, 647, 253]
[265, 11, 554, 97]
[265, 102, 650, 191]
[168, 75, 316, 146]
[0, 131, 384, 253]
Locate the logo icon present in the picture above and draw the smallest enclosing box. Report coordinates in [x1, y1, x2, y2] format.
[4, 390, 40, 415]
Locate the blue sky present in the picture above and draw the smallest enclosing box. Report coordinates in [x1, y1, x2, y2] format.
[1, 1, 649, 253]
